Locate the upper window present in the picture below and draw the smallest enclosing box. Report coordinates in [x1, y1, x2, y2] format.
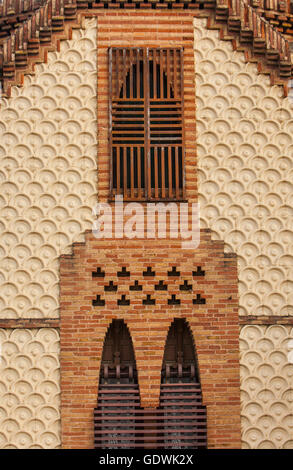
[109, 47, 185, 201]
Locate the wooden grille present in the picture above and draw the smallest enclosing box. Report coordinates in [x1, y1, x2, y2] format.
[94, 384, 139, 448]
[109, 47, 185, 201]
[94, 319, 207, 449]
[99, 319, 137, 384]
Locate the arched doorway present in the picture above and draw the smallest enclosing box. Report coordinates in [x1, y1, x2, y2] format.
[94, 318, 207, 449]
[158, 318, 207, 448]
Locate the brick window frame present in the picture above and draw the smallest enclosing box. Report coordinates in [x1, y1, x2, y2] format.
[109, 47, 185, 201]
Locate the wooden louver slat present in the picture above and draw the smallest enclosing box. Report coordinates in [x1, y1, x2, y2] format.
[94, 382, 207, 449]
[109, 47, 185, 201]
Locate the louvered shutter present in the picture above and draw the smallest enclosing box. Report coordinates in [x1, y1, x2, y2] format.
[159, 319, 207, 449]
[109, 47, 185, 201]
[157, 383, 207, 448]
[94, 319, 207, 449]
[94, 320, 139, 449]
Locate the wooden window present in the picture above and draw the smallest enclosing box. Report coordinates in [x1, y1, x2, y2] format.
[94, 320, 139, 449]
[109, 47, 185, 201]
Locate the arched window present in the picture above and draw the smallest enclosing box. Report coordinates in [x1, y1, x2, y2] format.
[161, 317, 199, 383]
[159, 319, 207, 448]
[94, 319, 206, 449]
[99, 319, 137, 384]
[109, 47, 185, 200]
[94, 320, 139, 448]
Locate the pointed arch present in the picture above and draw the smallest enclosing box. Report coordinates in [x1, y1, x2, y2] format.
[161, 317, 201, 383]
[118, 57, 175, 100]
[94, 319, 139, 449]
[94, 319, 207, 449]
[158, 318, 207, 448]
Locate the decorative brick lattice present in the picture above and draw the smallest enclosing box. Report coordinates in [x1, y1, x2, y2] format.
[91, 268, 207, 307]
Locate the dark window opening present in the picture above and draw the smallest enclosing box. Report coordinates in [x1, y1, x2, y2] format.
[94, 320, 139, 449]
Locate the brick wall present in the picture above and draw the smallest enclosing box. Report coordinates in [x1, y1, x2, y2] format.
[60, 230, 241, 448]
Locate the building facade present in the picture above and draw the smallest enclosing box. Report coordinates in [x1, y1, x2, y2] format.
[0, 0, 292, 449]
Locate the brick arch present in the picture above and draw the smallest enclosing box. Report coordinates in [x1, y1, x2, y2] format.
[120, 317, 208, 409]
[185, 319, 213, 405]
[157, 316, 212, 406]
[158, 317, 212, 408]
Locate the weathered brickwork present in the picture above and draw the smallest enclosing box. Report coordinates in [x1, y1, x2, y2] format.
[60, 230, 241, 448]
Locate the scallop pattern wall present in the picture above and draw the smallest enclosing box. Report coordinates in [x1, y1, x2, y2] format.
[0, 328, 60, 448]
[240, 325, 293, 448]
[0, 18, 97, 318]
[194, 17, 293, 317]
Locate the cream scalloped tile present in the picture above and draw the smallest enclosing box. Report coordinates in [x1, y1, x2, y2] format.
[240, 325, 293, 449]
[195, 17, 293, 317]
[0, 328, 60, 448]
[0, 18, 97, 318]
